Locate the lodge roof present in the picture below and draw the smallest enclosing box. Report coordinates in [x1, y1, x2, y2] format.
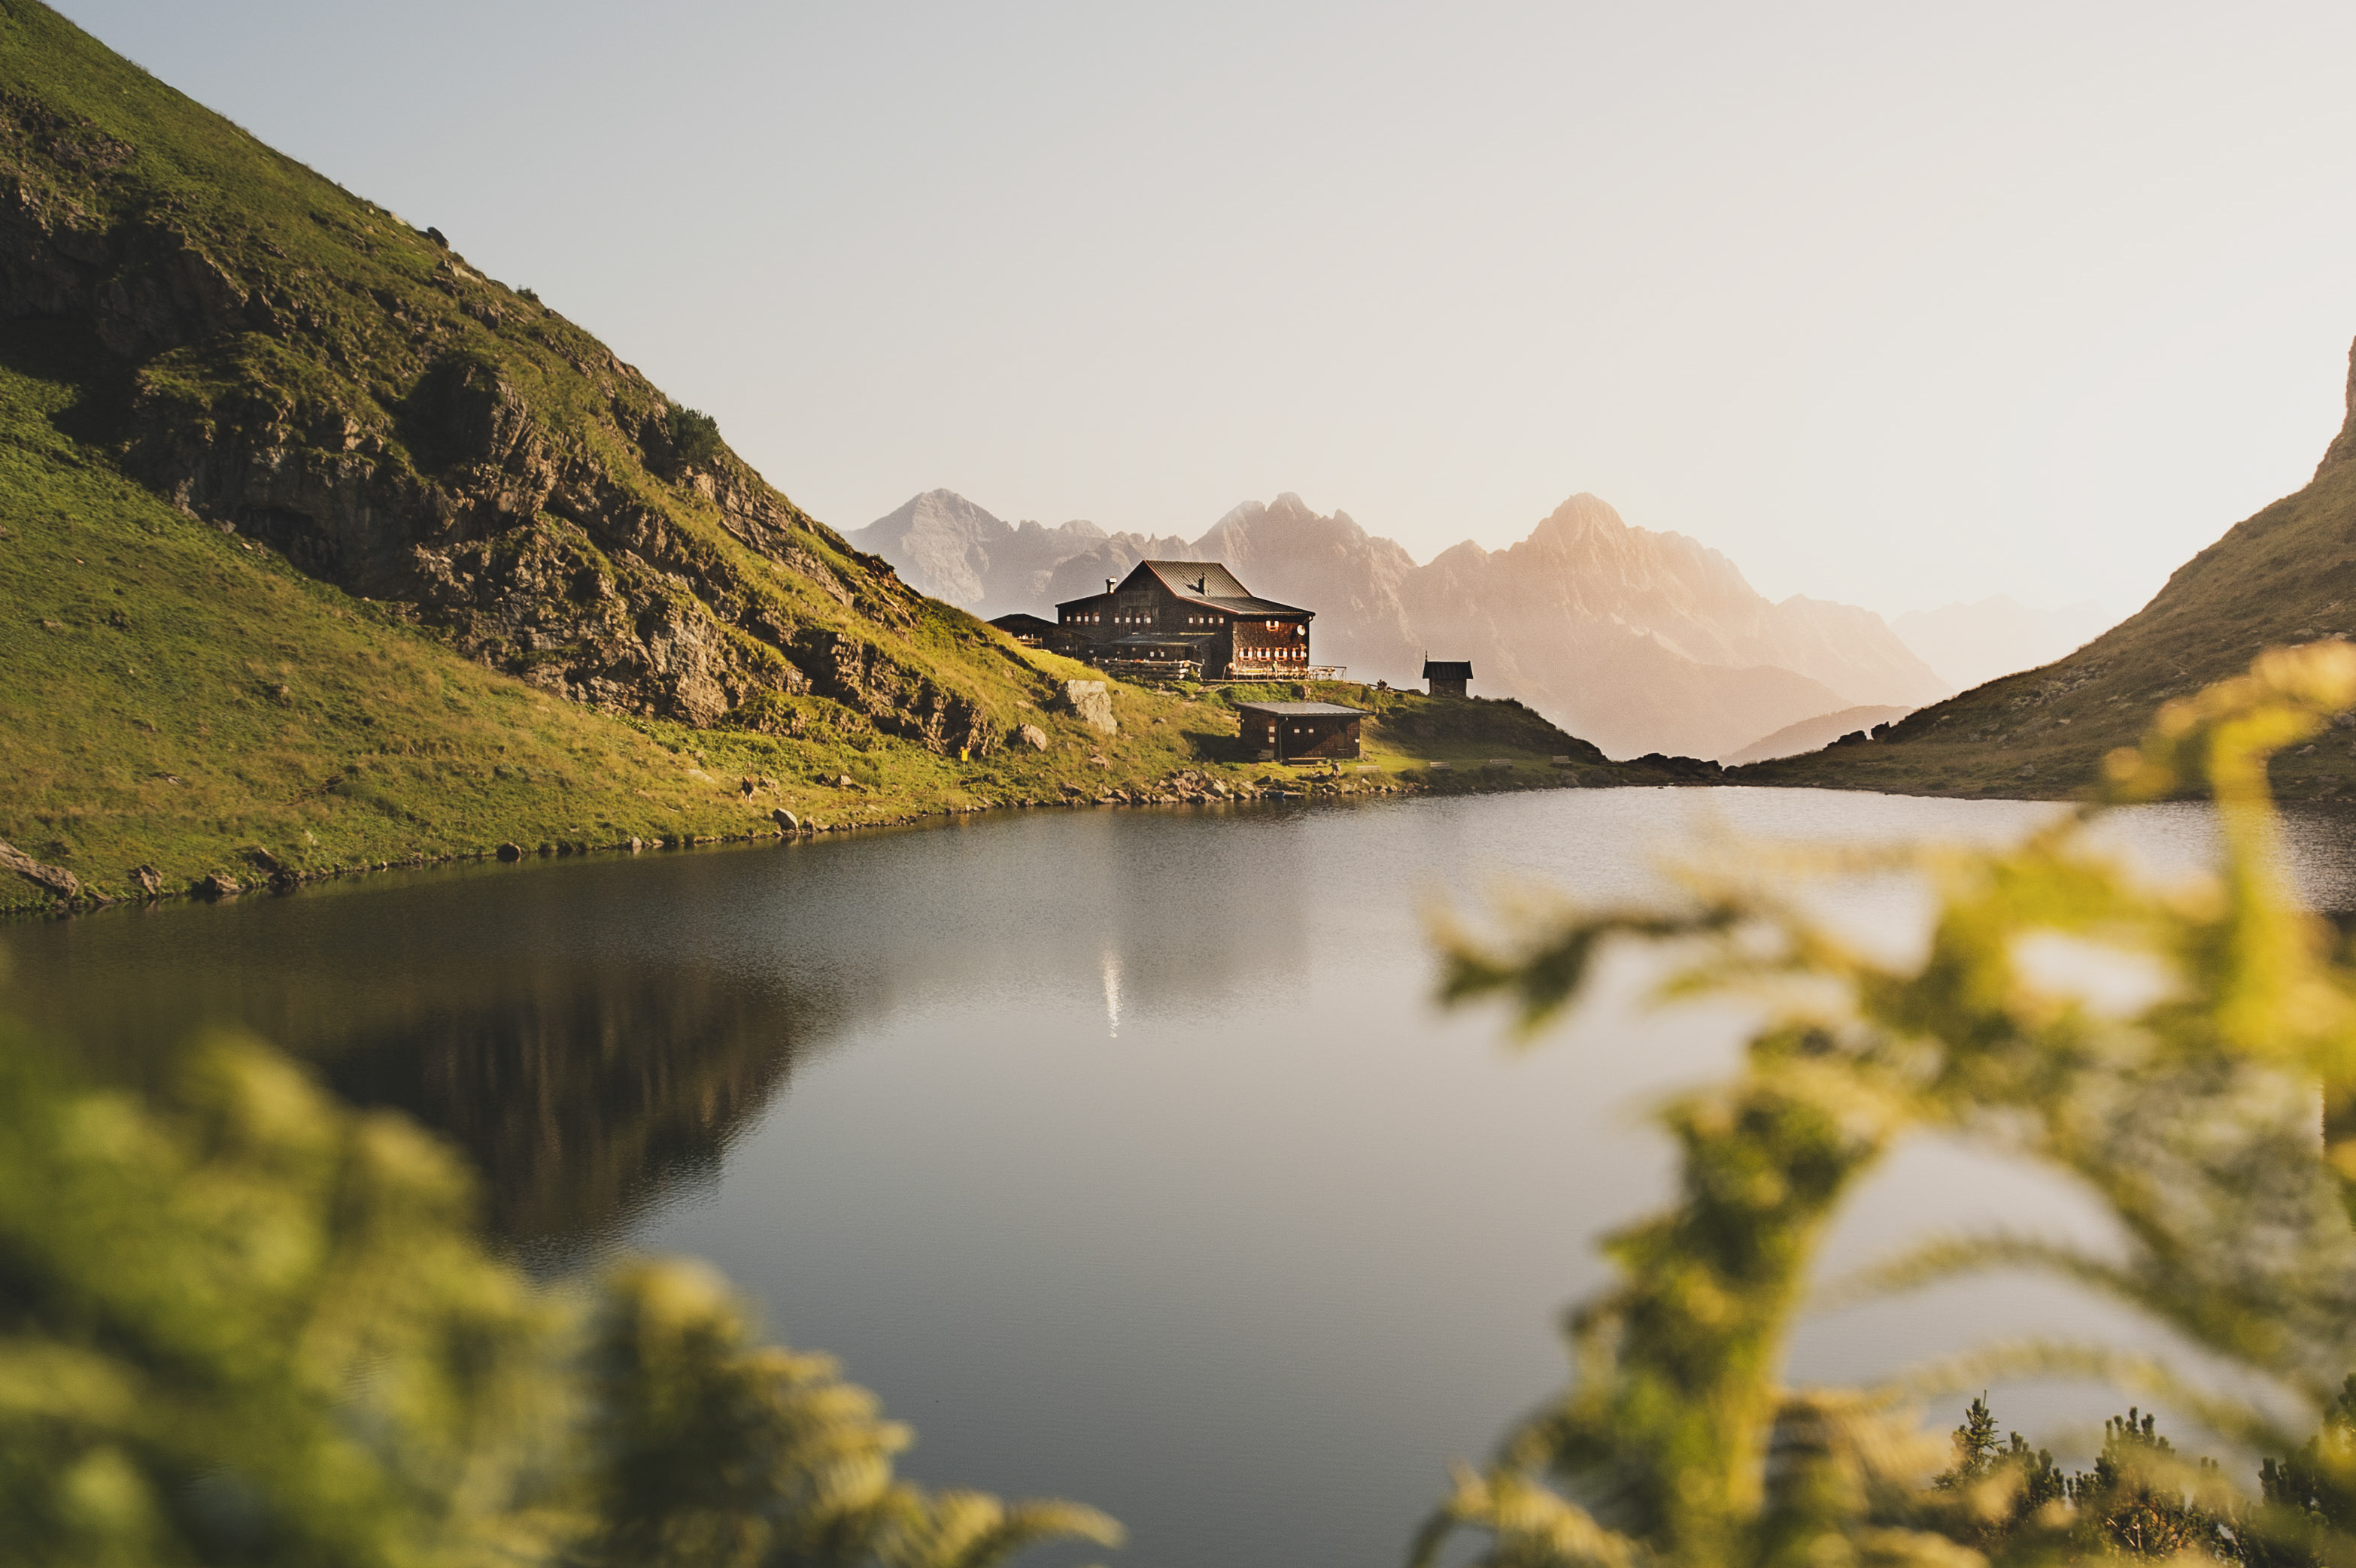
[988, 612, 1058, 634]
[1135, 560, 1314, 618]
[1232, 702, 1368, 718]
[1051, 560, 1314, 620]
[1134, 560, 1249, 599]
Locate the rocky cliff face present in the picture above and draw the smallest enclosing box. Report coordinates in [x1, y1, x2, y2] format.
[0, 12, 1018, 754]
[1395, 495, 1945, 755]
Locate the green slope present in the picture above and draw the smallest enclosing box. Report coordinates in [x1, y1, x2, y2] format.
[0, 1, 1674, 912]
[1740, 342, 2356, 801]
[0, 0, 1038, 746]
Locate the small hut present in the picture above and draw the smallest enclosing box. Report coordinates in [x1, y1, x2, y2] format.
[1422, 659, 1473, 699]
[1235, 700, 1367, 763]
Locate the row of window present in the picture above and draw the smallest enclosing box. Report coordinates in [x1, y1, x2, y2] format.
[1055, 608, 1306, 642]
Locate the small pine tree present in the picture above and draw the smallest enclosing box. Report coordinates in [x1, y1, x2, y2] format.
[2066, 1408, 2239, 1561]
[1933, 1395, 2004, 1489]
[1929, 1395, 2066, 1549]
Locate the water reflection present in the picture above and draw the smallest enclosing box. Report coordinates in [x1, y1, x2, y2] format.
[320, 964, 806, 1242]
[1, 858, 839, 1248]
[9, 792, 2356, 1568]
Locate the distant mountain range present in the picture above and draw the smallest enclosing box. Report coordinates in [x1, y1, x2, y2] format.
[850, 490, 1948, 760]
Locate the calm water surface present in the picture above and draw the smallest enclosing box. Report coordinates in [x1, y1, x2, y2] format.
[11, 787, 2356, 1567]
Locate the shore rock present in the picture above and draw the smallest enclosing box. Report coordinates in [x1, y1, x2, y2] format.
[0, 839, 78, 900]
[1018, 723, 1049, 750]
[773, 807, 800, 832]
[496, 842, 524, 861]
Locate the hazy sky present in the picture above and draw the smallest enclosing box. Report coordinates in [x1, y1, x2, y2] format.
[53, 2, 2356, 617]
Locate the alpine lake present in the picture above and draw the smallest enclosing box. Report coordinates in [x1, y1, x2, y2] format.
[12, 786, 2356, 1568]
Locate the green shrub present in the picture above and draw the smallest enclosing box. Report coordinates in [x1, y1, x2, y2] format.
[666, 404, 724, 471]
[1421, 644, 2356, 1568]
[0, 1015, 1117, 1567]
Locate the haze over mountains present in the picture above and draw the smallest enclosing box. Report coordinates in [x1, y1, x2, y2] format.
[852, 490, 1955, 760]
[1890, 596, 2115, 694]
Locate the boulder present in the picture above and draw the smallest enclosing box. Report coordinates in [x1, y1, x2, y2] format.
[0, 839, 79, 901]
[132, 863, 161, 896]
[496, 842, 524, 861]
[1055, 680, 1117, 735]
[773, 807, 800, 832]
[197, 872, 241, 899]
[1018, 723, 1049, 751]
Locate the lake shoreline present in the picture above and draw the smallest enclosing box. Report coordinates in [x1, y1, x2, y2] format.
[0, 770, 2072, 924]
[0, 766, 1517, 920]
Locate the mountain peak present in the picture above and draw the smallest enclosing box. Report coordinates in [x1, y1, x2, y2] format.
[2319, 332, 2356, 479]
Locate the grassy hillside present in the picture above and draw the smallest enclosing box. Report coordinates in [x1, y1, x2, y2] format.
[0, 322, 1659, 914]
[0, 2, 1700, 913]
[0, 0, 1043, 748]
[1741, 355, 2356, 801]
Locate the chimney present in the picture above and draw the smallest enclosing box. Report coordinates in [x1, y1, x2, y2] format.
[1106, 578, 1116, 595]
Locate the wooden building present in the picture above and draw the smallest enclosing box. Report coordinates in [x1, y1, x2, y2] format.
[1422, 659, 1473, 699]
[988, 611, 1063, 648]
[1055, 562, 1331, 681]
[1234, 700, 1368, 763]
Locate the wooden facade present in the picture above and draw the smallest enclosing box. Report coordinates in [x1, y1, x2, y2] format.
[1054, 562, 1323, 681]
[1422, 659, 1473, 699]
[1234, 700, 1367, 763]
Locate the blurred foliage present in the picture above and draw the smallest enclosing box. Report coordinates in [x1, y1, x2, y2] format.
[1421, 643, 2356, 1568]
[0, 1014, 1117, 1568]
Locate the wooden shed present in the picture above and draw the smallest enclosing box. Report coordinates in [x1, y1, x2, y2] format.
[1422, 659, 1473, 699]
[1235, 700, 1368, 763]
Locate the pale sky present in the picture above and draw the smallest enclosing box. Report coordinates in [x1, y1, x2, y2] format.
[55, 1, 2356, 619]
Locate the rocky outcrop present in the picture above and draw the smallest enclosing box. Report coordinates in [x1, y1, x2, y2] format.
[2317, 332, 2356, 479]
[0, 838, 77, 901]
[0, 71, 1006, 756]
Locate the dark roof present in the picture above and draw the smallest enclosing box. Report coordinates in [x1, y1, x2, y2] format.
[1133, 560, 1250, 599]
[1422, 660, 1474, 679]
[1195, 595, 1315, 617]
[1233, 702, 1368, 718]
[989, 612, 1058, 633]
[1053, 560, 1316, 618]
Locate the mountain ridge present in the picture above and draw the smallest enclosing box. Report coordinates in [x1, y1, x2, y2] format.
[852, 487, 1945, 760]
